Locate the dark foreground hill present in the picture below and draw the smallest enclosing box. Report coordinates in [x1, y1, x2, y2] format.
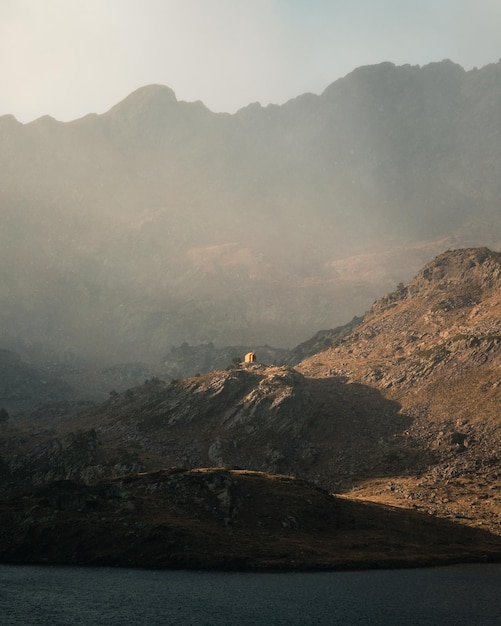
[1, 468, 500, 570]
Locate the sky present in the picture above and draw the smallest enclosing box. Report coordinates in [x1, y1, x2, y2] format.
[1, 0, 500, 123]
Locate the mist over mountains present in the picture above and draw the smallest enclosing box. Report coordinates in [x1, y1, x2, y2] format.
[2, 59, 501, 364]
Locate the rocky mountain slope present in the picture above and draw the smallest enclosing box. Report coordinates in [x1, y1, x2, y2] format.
[297, 247, 501, 529]
[5, 362, 415, 491]
[2, 61, 501, 363]
[1, 248, 500, 535]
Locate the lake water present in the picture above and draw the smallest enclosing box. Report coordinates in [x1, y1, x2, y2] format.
[1, 563, 501, 625]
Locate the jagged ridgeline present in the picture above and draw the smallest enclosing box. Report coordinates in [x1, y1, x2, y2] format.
[1, 60, 501, 362]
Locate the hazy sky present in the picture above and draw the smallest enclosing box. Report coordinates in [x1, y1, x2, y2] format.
[1, 0, 500, 122]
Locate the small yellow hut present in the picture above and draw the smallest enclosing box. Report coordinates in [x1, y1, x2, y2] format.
[244, 351, 257, 364]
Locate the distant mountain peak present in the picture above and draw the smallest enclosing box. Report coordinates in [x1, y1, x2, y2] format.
[0, 113, 22, 126]
[124, 83, 177, 101]
[27, 114, 59, 127]
[105, 84, 178, 118]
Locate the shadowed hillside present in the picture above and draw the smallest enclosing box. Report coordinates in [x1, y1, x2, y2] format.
[2, 468, 500, 570]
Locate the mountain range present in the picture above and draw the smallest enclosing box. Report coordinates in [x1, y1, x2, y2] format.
[1, 59, 501, 366]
